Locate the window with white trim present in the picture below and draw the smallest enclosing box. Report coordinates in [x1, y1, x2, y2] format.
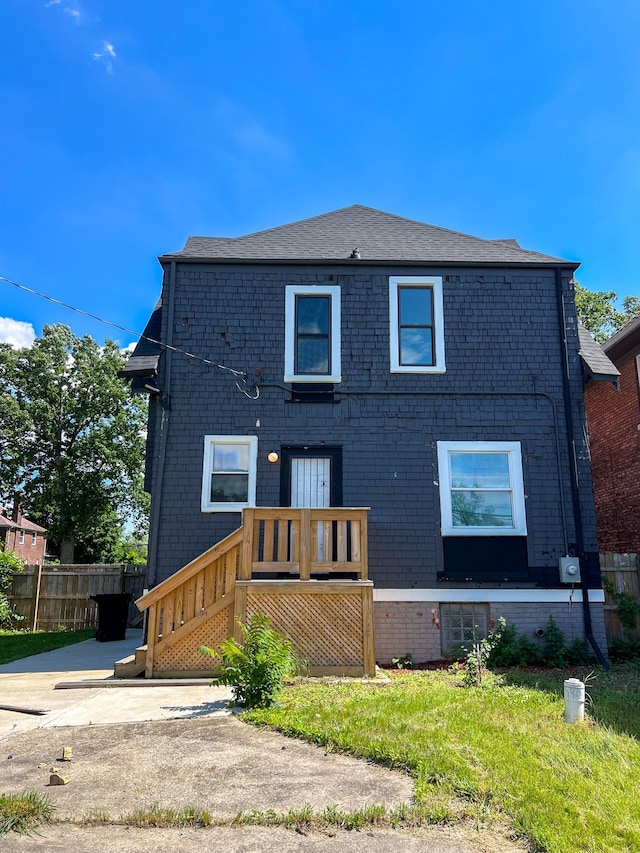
[201, 436, 258, 512]
[19, 530, 25, 545]
[32, 533, 37, 546]
[285, 285, 341, 383]
[437, 441, 527, 536]
[390, 276, 445, 373]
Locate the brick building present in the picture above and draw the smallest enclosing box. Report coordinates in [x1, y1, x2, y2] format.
[0, 506, 47, 565]
[123, 205, 610, 664]
[583, 316, 640, 553]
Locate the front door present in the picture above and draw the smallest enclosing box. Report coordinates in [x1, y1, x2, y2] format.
[280, 447, 343, 561]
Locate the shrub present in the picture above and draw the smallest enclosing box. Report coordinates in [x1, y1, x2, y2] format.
[608, 635, 640, 662]
[200, 612, 303, 709]
[0, 548, 23, 630]
[489, 617, 544, 668]
[541, 615, 569, 668]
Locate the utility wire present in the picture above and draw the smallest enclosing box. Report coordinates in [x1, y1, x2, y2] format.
[0, 274, 260, 398]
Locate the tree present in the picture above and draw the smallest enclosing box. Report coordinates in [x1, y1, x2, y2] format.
[575, 283, 640, 343]
[0, 324, 149, 563]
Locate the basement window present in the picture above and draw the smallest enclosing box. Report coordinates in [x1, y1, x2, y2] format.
[440, 602, 489, 654]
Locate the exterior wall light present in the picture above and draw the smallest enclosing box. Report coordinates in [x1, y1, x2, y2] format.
[267, 451, 279, 463]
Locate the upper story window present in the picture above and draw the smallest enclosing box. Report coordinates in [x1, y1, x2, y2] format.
[389, 276, 445, 373]
[19, 530, 25, 545]
[285, 285, 341, 383]
[437, 441, 527, 536]
[201, 436, 258, 513]
[32, 533, 37, 546]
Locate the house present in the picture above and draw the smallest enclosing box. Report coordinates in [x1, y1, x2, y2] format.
[123, 205, 609, 673]
[582, 316, 640, 553]
[0, 505, 47, 565]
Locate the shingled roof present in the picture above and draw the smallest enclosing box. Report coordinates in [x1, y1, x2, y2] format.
[161, 204, 577, 267]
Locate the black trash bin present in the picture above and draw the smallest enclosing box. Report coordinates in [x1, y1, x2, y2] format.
[91, 593, 133, 642]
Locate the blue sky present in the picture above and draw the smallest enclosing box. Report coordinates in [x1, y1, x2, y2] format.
[1, 0, 639, 348]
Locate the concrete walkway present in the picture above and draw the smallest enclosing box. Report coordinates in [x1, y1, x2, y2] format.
[0, 634, 525, 852]
[0, 631, 232, 738]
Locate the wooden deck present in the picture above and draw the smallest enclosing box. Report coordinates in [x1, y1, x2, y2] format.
[135, 508, 374, 678]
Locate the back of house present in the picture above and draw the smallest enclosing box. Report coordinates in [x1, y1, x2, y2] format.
[124, 204, 610, 664]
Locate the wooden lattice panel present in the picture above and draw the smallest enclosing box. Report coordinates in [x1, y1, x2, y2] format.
[246, 592, 363, 666]
[154, 606, 231, 672]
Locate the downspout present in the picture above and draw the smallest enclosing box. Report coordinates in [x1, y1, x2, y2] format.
[555, 267, 608, 668]
[146, 260, 176, 588]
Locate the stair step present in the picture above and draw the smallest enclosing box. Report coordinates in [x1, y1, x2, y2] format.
[114, 645, 147, 679]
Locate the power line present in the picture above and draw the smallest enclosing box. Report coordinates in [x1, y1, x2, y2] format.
[0, 275, 260, 399]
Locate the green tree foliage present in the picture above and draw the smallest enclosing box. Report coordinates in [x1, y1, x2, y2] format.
[575, 283, 640, 343]
[0, 548, 23, 628]
[0, 325, 149, 563]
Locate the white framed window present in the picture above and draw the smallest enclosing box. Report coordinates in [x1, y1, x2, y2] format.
[201, 436, 258, 512]
[19, 530, 25, 545]
[437, 441, 527, 536]
[285, 285, 341, 383]
[390, 276, 445, 373]
[32, 533, 37, 546]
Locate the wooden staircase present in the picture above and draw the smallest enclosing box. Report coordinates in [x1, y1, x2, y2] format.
[133, 507, 375, 678]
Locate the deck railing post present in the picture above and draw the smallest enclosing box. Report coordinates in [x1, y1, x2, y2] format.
[300, 509, 311, 580]
[240, 509, 255, 579]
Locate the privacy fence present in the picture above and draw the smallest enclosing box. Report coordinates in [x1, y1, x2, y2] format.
[600, 552, 640, 641]
[9, 564, 147, 631]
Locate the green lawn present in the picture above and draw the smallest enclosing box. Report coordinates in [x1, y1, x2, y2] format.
[246, 664, 640, 853]
[0, 629, 95, 665]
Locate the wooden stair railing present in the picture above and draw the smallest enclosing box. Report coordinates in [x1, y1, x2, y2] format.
[136, 508, 370, 678]
[136, 527, 243, 678]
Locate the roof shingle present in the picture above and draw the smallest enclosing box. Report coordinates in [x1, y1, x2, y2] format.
[162, 204, 577, 266]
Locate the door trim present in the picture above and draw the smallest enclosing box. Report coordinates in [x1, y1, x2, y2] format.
[279, 446, 343, 507]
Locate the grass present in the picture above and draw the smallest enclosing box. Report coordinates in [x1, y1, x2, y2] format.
[0, 791, 54, 836]
[245, 663, 640, 853]
[0, 629, 95, 664]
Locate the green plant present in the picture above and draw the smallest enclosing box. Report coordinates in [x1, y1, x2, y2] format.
[609, 635, 640, 662]
[455, 626, 495, 686]
[0, 791, 53, 836]
[200, 612, 302, 709]
[542, 615, 569, 668]
[392, 652, 414, 669]
[488, 617, 544, 668]
[602, 576, 640, 639]
[0, 547, 23, 629]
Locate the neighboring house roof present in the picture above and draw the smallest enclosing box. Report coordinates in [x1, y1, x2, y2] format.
[160, 204, 578, 267]
[601, 313, 640, 364]
[578, 325, 620, 384]
[0, 512, 47, 533]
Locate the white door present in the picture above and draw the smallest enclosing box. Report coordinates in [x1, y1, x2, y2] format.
[290, 457, 331, 560]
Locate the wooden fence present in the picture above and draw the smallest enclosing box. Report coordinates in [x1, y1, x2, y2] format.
[9, 564, 147, 631]
[600, 552, 640, 641]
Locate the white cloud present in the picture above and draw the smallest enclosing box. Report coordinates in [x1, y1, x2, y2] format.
[93, 40, 117, 74]
[0, 318, 36, 349]
[45, 0, 83, 21]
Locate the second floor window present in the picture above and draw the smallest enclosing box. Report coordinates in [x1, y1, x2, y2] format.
[389, 276, 445, 373]
[285, 285, 341, 383]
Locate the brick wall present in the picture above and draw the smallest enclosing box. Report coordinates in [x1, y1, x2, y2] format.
[374, 599, 607, 664]
[585, 354, 640, 552]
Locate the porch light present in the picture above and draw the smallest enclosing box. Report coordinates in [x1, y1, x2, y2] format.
[267, 451, 279, 463]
